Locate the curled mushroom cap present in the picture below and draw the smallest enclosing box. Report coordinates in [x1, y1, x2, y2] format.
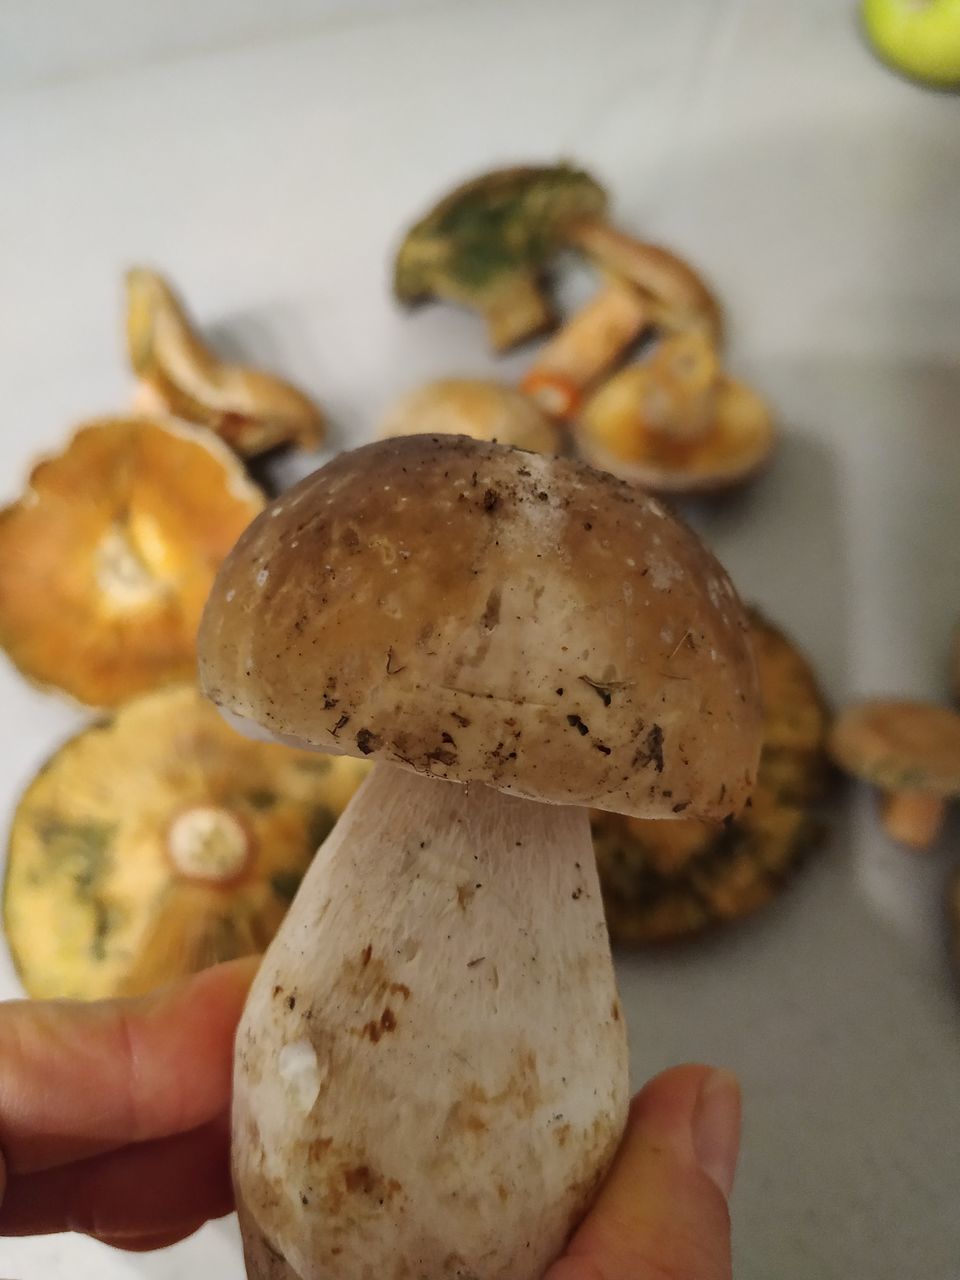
[126, 268, 325, 457]
[3, 685, 370, 1000]
[379, 378, 561, 454]
[393, 164, 608, 352]
[564, 220, 723, 344]
[0, 416, 264, 707]
[200, 434, 762, 821]
[594, 607, 830, 942]
[577, 330, 775, 493]
[829, 699, 960, 849]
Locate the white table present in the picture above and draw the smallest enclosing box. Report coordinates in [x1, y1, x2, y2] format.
[2, 2, 959, 1276]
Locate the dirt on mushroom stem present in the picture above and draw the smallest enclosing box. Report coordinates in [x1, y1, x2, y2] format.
[232, 761, 628, 1280]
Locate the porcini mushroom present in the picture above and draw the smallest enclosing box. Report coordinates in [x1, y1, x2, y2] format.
[199, 434, 762, 1280]
[4, 685, 370, 1000]
[575, 329, 776, 493]
[594, 607, 831, 942]
[829, 699, 960, 849]
[379, 377, 561, 453]
[0, 416, 264, 707]
[393, 164, 608, 352]
[563, 220, 723, 344]
[521, 277, 651, 420]
[126, 268, 325, 457]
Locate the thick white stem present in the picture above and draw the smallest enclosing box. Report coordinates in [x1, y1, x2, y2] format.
[233, 762, 628, 1280]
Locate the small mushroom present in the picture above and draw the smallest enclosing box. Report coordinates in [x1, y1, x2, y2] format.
[125, 268, 325, 457]
[521, 277, 651, 420]
[199, 434, 762, 1280]
[393, 163, 608, 352]
[575, 329, 776, 493]
[379, 377, 561, 453]
[594, 607, 831, 942]
[0, 416, 264, 707]
[4, 685, 371, 1000]
[829, 700, 960, 849]
[563, 219, 723, 344]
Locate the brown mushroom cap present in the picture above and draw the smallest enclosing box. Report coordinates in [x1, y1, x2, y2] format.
[828, 700, 960, 795]
[199, 435, 761, 820]
[379, 378, 561, 454]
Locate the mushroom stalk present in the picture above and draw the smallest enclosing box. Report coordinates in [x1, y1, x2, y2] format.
[522, 280, 650, 419]
[233, 761, 629, 1280]
[881, 789, 945, 849]
[483, 272, 555, 351]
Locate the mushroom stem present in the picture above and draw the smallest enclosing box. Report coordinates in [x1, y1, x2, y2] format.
[521, 279, 650, 420]
[881, 789, 946, 849]
[233, 761, 629, 1280]
[564, 219, 723, 342]
[483, 273, 554, 351]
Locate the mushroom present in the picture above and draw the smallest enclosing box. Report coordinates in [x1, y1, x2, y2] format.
[198, 434, 762, 1280]
[828, 699, 960, 849]
[575, 329, 776, 493]
[594, 607, 831, 942]
[4, 685, 371, 1000]
[520, 277, 651, 420]
[563, 219, 723, 344]
[0, 416, 264, 707]
[379, 377, 561, 454]
[393, 163, 608, 352]
[125, 268, 325, 457]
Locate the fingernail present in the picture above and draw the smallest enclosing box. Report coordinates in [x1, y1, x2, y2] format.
[692, 1068, 741, 1198]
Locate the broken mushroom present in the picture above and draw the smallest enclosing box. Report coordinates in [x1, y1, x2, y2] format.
[594, 607, 831, 942]
[0, 416, 264, 707]
[393, 163, 608, 352]
[379, 377, 561, 453]
[576, 329, 776, 493]
[829, 699, 960, 849]
[126, 268, 325, 457]
[199, 434, 762, 1280]
[4, 685, 370, 1000]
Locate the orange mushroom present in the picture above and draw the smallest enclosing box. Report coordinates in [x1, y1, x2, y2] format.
[126, 268, 325, 457]
[575, 329, 776, 493]
[0, 416, 264, 707]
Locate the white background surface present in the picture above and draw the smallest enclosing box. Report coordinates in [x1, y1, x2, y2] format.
[2, 1, 960, 1277]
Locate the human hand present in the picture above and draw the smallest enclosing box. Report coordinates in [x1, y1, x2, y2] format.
[0, 963, 738, 1277]
[547, 1063, 740, 1280]
[0, 957, 257, 1250]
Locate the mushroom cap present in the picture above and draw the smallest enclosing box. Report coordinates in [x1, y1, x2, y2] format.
[393, 163, 607, 305]
[0, 416, 264, 707]
[3, 684, 371, 1000]
[199, 434, 761, 820]
[593, 606, 831, 941]
[578, 367, 775, 494]
[829, 700, 960, 795]
[126, 268, 325, 457]
[379, 378, 561, 454]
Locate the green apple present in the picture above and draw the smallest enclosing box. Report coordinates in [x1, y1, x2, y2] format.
[862, 0, 960, 86]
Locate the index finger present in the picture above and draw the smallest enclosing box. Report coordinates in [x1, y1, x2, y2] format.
[0, 956, 257, 1174]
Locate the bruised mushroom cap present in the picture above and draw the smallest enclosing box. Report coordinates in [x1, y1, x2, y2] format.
[828, 700, 960, 795]
[200, 435, 761, 821]
[379, 378, 561, 454]
[3, 684, 371, 1000]
[393, 164, 608, 351]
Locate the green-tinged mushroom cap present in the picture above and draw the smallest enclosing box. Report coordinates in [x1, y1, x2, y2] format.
[393, 163, 608, 352]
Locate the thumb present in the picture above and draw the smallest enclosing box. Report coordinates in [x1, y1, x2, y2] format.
[546, 1064, 740, 1280]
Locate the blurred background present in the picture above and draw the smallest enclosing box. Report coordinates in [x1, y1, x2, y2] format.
[1, 1, 959, 1277]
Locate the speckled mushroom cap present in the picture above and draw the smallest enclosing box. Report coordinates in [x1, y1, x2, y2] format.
[829, 700, 960, 795]
[199, 435, 761, 820]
